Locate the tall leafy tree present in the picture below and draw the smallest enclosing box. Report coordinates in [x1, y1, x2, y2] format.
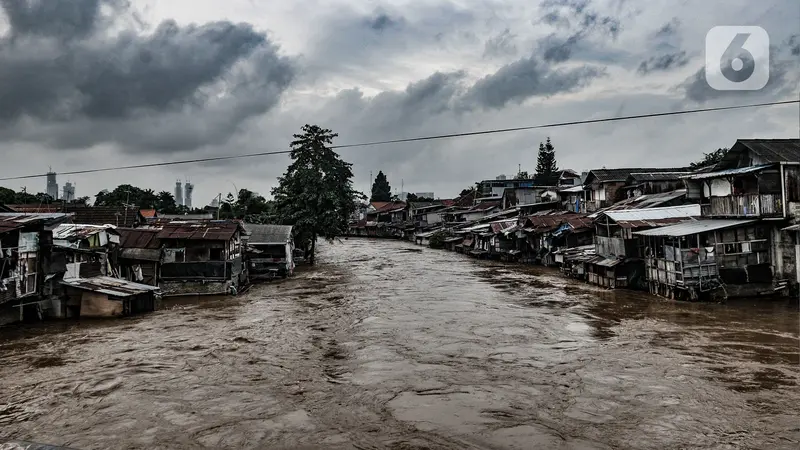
[535, 137, 559, 179]
[690, 148, 728, 169]
[370, 171, 392, 202]
[272, 124, 363, 264]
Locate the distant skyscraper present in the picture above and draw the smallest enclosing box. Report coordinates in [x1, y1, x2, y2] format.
[46, 170, 59, 200]
[184, 182, 194, 209]
[62, 182, 75, 202]
[175, 180, 184, 206]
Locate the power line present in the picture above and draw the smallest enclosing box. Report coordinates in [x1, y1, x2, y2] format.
[1, 98, 797, 182]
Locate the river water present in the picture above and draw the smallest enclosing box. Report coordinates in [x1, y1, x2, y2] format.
[0, 239, 798, 449]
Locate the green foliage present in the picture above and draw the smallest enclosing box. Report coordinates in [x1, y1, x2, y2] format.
[535, 137, 558, 178]
[690, 148, 728, 169]
[272, 124, 363, 263]
[95, 185, 159, 209]
[371, 170, 392, 202]
[0, 186, 54, 204]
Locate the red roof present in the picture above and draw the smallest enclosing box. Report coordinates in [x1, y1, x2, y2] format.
[374, 201, 407, 213]
[370, 201, 390, 210]
[156, 221, 241, 241]
[440, 199, 456, 207]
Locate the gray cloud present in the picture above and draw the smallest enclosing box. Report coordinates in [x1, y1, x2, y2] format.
[536, 0, 625, 65]
[0, 0, 111, 40]
[679, 54, 800, 104]
[463, 57, 606, 109]
[483, 28, 517, 59]
[0, 0, 295, 152]
[637, 51, 689, 74]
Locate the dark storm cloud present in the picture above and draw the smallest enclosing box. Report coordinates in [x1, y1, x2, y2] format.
[0, 0, 110, 40]
[463, 57, 605, 109]
[787, 34, 800, 56]
[536, 0, 624, 65]
[637, 51, 689, 74]
[0, 0, 295, 152]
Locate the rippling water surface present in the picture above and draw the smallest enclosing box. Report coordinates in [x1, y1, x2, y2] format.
[1, 239, 798, 449]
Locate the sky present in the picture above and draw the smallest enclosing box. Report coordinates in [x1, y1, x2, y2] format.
[0, 0, 798, 205]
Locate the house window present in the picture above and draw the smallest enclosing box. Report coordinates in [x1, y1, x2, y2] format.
[210, 248, 224, 261]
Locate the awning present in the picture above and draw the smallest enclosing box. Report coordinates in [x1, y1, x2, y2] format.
[633, 219, 756, 237]
[587, 256, 623, 267]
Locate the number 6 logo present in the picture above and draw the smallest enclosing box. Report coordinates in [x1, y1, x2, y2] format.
[705, 26, 769, 91]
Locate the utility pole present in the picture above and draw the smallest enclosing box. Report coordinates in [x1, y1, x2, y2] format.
[217, 193, 222, 220]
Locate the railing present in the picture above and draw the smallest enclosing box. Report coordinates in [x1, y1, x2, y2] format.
[708, 194, 783, 218]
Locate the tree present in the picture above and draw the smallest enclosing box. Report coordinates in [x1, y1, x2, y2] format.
[272, 124, 362, 265]
[690, 148, 728, 169]
[70, 196, 91, 205]
[0, 187, 15, 204]
[155, 191, 178, 213]
[370, 171, 392, 202]
[95, 184, 158, 209]
[405, 192, 419, 202]
[535, 137, 559, 178]
[514, 170, 530, 180]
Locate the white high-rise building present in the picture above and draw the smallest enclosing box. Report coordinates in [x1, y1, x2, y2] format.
[175, 180, 184, 206]
[184, 182, 194, 209]
[46, 171, 59, 200]
[62, 182, 75, 202]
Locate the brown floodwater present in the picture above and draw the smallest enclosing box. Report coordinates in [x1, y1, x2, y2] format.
[0, 238, 798, 449]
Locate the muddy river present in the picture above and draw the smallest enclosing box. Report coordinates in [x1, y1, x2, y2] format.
[1, 239, 798, 449]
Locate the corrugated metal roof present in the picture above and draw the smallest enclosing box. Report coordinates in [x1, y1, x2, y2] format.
[586, 167, 689, 183]
[0, 212, 70, 223]
[633, 219, 756, 237]
[559, 185, 584, 193]
[0, 220, 24, 234]
[244, 223, 293, 244]
[119, 248, 162, 261]
[687, 164, 773, 180]
[734, 139, 800, 164]
[602, 204, 700, 222]
[463, 223, 491, 232]
[53, 224, 116, 240]
[60, 276, 160, 297]
[159, 213, 215, 220]
[628, 172, 692, 182]
[117, 228, 161, 249]
[157, 221, 241, 241]
[616, 217, 689, 229]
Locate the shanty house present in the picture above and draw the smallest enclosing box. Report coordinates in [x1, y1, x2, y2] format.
[587, 204, 700, 289]
[0, 213, 71, 324]
[634, 219, 772, 300]
[61, 276, 161, 318]
[53, 224, 121, 280]
[683, 138, 800, 294]
[624, 172, 691, 198]
[157, 221, 246, 296]
[117, 228, 162, 286]
[243, 223, 295, 279]
[583, 167, 689, 213]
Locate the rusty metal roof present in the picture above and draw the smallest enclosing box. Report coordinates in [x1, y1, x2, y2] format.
[60, 276, 160, 297]
[139, 209, 157, 218]
[0, 212, 71, 225]
[0, 220, 23, 234]
[157, 221, 241, 241]
[243, 223, 293, 244]
[117, 228, 161, 249]
[733, 139, 800, 164]
[600, 204, 700, 222]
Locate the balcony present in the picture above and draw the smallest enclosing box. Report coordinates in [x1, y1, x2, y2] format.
[708, 194, 783, 218]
